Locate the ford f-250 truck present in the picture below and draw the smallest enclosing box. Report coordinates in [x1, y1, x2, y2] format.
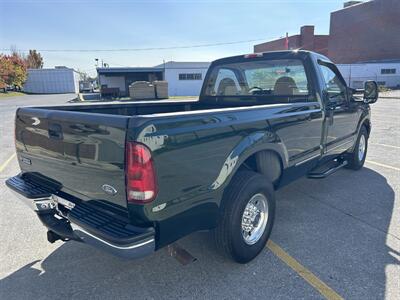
[6, 51, 378, 263]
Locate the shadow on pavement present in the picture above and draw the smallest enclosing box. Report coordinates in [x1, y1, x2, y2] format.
[273, 167, 398, 299]
[0, 167, 397, 299]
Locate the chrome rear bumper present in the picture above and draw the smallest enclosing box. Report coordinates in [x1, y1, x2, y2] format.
[71, 223, 155, 259]
[6, 175, 155, 259]
[9, 189, 56, 212]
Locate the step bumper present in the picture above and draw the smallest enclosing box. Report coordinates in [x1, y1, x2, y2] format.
[6, 174, 155, 259]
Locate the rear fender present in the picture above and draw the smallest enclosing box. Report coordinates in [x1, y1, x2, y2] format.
[209, 131, 287, 192]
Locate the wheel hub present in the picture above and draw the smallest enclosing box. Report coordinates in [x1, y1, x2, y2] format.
[358, 134, 366, 161]
[241, 193, 269, 245]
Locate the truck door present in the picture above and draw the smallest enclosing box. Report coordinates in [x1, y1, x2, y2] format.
[318, 61, 359, 155]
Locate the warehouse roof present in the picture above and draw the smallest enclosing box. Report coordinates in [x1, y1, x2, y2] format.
[97, 67, 164, 74]
[28, 67, 77, 72]
[97, 62, 210, 75]
[153, 61, 210, 69]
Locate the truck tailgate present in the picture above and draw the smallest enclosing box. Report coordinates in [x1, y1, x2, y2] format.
[15, 107, 129, 209]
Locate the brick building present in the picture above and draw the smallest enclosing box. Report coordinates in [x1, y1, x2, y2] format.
[253, 0, 400, 64]
[328, 0, 400, 63]
[254, 25, 329, 56]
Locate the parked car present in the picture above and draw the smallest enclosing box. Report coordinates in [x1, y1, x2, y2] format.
[6, 51, 378, 263]
[79, 81, 94, 93]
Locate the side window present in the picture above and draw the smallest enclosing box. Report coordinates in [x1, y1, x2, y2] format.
[319, 64, 347, 103]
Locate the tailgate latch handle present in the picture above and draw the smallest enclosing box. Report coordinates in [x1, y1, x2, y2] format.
[48, 123, 63, 140]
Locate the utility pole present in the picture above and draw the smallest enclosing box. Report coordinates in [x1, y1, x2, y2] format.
[163, 59, 166, 80]
[349, 64, 352, 87]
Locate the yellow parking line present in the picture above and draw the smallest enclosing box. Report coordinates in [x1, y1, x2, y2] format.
[267, 240, 343, 300]
[0, 153, 16, 173]
[370, 143, 400, 150]
[366, 160, 400, 171]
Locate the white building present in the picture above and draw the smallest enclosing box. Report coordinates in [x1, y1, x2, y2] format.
[97, 61, 210, 97]
[23, 67, 79, 94]
[337, 61, 400, 89]
[155, 61, 210, 96]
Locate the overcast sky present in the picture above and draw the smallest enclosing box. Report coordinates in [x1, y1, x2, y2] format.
[0, 0, 344, 76]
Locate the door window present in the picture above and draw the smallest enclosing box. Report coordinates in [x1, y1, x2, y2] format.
[319, 64, 347, 104]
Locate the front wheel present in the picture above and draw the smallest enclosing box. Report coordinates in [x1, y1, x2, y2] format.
[346, 126, 368, 170]
[214, 170, 275, 263]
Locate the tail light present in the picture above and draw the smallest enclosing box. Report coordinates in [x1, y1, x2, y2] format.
[125, 142, 157, 204]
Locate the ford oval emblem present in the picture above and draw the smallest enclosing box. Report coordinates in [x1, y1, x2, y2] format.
[101, 184, 118, 196]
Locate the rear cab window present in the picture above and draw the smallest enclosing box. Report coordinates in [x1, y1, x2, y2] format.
[204, 58, 315, 104]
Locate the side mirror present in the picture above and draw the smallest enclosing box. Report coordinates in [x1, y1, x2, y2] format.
[363, 80, 378, 103]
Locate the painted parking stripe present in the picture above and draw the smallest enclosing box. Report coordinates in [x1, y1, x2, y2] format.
[366, 160, 400, 171]
[0, 153, 16, 173]
[267, 240, 343, 300]
[370, 143, 400, 149]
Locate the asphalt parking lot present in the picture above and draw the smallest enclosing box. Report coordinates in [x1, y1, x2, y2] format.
[0, 93, 399, 299]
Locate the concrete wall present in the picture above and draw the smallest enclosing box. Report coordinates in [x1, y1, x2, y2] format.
[337, 62, 400, 88]
[328, 0, 400, 63]
[23, 68, 79, 94]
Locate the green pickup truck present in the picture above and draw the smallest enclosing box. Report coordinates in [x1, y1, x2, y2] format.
[6, 50, 378, 263]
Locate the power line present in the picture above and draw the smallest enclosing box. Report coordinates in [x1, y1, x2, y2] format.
[0, 38, 268, 53]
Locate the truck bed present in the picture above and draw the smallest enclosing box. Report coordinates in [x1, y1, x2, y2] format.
[36, 97, 303, 117]
[37, 99, 214, 116]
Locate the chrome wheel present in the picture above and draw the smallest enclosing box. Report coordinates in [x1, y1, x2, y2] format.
[358, 134, 366, 161]
[241, 193, 269, 245]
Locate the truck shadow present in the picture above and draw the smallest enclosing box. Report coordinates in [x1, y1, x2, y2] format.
[0, 168, 397, 299]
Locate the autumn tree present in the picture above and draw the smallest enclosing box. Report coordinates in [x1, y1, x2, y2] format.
[9, 53, 27, 88]
[0, 53, 27, 90]
[0, 55, 13, 90]
[26, 50, 44, 69]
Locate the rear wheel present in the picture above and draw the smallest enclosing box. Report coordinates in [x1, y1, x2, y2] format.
[346, 126, 368, 170]
[214, 170, 275, 263]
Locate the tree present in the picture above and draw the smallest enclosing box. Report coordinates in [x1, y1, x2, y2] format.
[0, 53, 27, 89]
[26, 50, 44, 69]
[9, 53, 27, 88]
[77, 70, 89, 82]
[0, 55, 13, 90]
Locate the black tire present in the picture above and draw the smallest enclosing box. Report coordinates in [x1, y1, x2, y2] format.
[256, 151, 282, 184]
[346, 126, 368, 170]
[214, 170, 275, 263]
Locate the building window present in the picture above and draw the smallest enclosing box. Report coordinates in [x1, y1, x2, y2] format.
[179, 73, 202, 80]
[377, 81, 386, 86]
[381, 68, 396, 74]
[352, 81, 364, 89]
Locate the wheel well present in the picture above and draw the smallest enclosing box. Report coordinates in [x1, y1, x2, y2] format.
[362, 119, 371, 137]
[239, 150, 283, 187]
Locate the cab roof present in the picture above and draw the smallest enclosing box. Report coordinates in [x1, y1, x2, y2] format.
[211, 50, 321, 66]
